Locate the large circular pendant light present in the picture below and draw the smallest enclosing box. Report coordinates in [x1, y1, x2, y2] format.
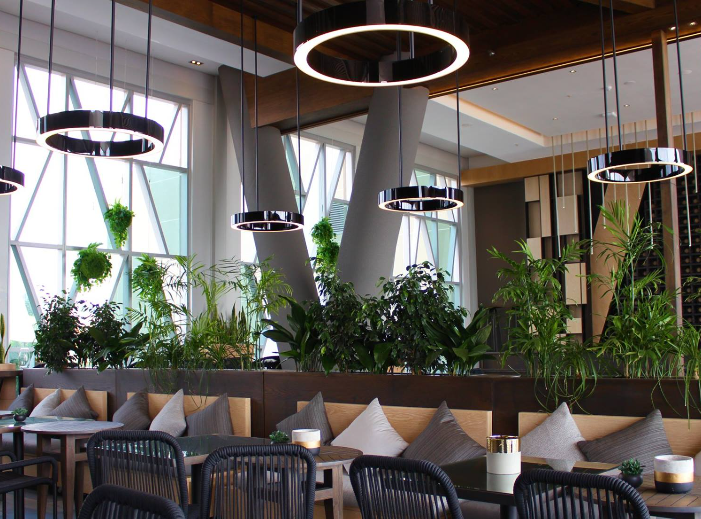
[294, 0, 469, 87]
[36, 0, 164, 158]
[378, 33, 464, 213]
[1, 0, 26, 195]
[231, 14, 303, 233]
[587, 0, 691, 184]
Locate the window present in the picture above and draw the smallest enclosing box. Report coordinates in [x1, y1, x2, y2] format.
[8, 62, 190, 364]
[393, 167, 462, 306]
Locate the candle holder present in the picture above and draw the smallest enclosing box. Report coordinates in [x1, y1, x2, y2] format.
[654, 455, 694, 494]
[292, 429, 321, 455]
[486, 435, 521, 475]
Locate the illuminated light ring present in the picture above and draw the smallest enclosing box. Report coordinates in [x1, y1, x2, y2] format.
[231, 211, 305, 232]
[294, 1, 470, 87]
[36, 110, 164, 158]
[588, 147, 693, 183]
[0, 166, 25, 195]
[378, 185, 464, 212]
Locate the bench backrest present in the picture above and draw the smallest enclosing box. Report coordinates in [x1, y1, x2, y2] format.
[518, 412, 701, 457]
[128, 392, 251, 437]
[22, 387, 109, 421]
[298, 401, 492, 447]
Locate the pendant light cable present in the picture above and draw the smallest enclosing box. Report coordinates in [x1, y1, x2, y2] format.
[254, 18, 259, 211]
[673, 0, 688, 150]
[109, 0, 115, 113]
[586, 130, 593, 253]
[608, 0, 623, 150]
[11, 0, 24, 170]
[297, 0, 303, 214]
[598, 0, 610, 155]
[46, 0, 56, 116]
[240, 0, 245, 212]
[145, 0, 153, 120]
[397, 33, 403, 188]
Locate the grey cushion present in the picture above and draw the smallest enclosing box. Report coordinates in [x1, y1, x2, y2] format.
[150, 389, 187, 437]
[186, 394, 234, 436]
[8, 384, 34, 413]
[521, 402, 585, 461]
[114, 390, 151, 430]
[577, 410, 672, 474]
[402, 401, 485, 465]
[50, 386, 98, 419]
[29, 389, 61, 417]
[276, 392, 334, 445]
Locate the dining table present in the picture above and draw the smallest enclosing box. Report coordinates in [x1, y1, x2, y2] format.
[176, 435, 362, 519]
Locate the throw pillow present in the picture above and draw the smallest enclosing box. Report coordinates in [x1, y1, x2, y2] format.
[402, 401, 485, 465]
[114, 390, 151, 430]
[276, 392, 334, 445]
[577, 410, 671, 474]
[186, 394, 234, 436]
[331, 398, 409, 470]
[150, 389, 187, 437]
[9, 384, 34, 413]
[50, 386, 98, 419]
[521, 402, 585, 461]
[29, 388, 61, 417]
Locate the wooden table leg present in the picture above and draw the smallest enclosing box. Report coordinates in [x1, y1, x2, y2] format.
[61, 435, 76, 519]
[75, 460, 85, 515]
[323, 465, 343, 519]
[36, 435, 51, 519]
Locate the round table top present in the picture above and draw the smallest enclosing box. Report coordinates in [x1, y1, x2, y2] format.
[21, 420, 123, 435]
[315, 446, 362, 467]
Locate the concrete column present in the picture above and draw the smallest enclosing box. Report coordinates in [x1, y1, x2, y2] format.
[337, 86, 429, 297]
[0, 48, 14, 321]
[218, 65, 317, 308]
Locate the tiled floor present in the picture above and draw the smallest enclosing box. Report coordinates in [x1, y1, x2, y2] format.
[3, 489, 64, 519]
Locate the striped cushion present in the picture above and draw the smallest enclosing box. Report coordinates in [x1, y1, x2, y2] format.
[186, 394, 234, 436]
[50, 386, 98, 419]
[9, 384, 34, 413]
[577, 409, 672, 474]
[402, 401, 485, 465]
[114, 389, 151, 430]
[276, 392, 334, 445]
[150, 389, 187, 437]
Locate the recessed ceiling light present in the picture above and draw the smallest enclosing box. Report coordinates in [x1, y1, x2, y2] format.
[553, 117, 558, 121]
[624, 104, 630, 107]
[492, 87, 498, 91]
[691, 22, 698, 26]
[669, 26, 677, 31]
[569, 69, 577, 73]
[189, 60, 203, 66]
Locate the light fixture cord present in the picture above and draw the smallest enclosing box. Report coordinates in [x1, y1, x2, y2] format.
[673, 0, 688, 149]
[240, 0, 245, 211]
[109, 0, 115, 113]
[454, 0, 462, 180]
[11, 0, 24, 170]
[608, 0, 623, 150]
[254, 17, 259, 211]
[47, 0, 56, 115]
[296, 68, 302, 213]
[597, 0, 610, 155]
[397, 32, 403, 188]
[145, 0, 153, 120]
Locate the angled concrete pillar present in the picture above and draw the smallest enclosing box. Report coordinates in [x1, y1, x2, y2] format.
[218, 65, 317, 308]
[338, 86, 429, 296]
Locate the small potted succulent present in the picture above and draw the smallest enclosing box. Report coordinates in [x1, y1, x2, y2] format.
[269, 430, 290, 444]
[619, 458, 644, 489]
[12, 407, 28, 423]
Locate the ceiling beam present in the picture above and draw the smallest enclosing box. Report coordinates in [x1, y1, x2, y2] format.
[578, 0, 655, 14]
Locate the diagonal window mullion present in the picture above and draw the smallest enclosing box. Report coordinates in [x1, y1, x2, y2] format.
[137, 163, 170, 255]
[158, 105, 181, 164]
[109, 258, 126, 302]
[11, 245, 42, 320]
[20, 65, 40, 124]
[16, 152, 52, 240]
[326, 149, 346, 211]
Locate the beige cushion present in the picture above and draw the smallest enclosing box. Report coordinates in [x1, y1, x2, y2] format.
[30, 389, 60, 417]
[522, 402, 585, 461]
[149, 389, 186, 437]
[331, 398, 408, 470]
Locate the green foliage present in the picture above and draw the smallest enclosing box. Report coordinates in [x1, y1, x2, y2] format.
[269, 430, 290, 443]
[425, 306, 493, 376]
[263, 296, 322, 372]
[311, 217, 340, 274]
[490, 239, 596, 408]
[11, 408, 28, 417]
[0, 313, 5, 363]
[34, 293, 82, 373]
[103, 200, 134, 249]
[72, 243, 112, 292]
[618, 458, 644, 476]
[133, 254, 166, 303]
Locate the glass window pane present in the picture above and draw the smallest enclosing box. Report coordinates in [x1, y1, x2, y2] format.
[66, 156, 110, 248]
[144, 166, 186, 255]
[22, 247, 62, 303]
[11, 143, 49, 239]
[95, 158, 130, 207]
[19, 153, 64, 245]
[131, 166, 167, 254]
[25, 66, 66, 117]
[162, 108, 186, 167]
[437, 222, 457, 277]
[9, 253, 38, 346]
[16, 73, 36, 139]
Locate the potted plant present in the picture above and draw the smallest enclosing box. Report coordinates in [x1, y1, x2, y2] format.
[34, 293, 81, 373]
[0, 314, 16, 371]
[71, 243, 112, 292]
[269, 431, 290, 444]
[619, 458, 644, 488]
[103, 200, 134, 249]
[12, 407, 28, 423]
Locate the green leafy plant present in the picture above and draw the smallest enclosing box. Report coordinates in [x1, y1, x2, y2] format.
[11, 407, 28, 417]
[103, 200, 134, 249]
[269, 430, 290, 444]
[425, 306, 493, 376]
[618, 458, 644, 476]
[72, 243, 112, 292]
[133, 254, 166, 303]
[311, 217, 340, 274]
[263, 296, 322, 372]
[490, 240, 595, 408]
[0, 313, 7, 363]
[34, 293, 82, 373]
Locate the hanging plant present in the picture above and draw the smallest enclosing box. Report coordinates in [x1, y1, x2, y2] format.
[72, 243, 112, 292]
[104, 200, 134, 249]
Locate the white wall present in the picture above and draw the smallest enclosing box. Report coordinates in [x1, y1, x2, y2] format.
[0, 48, 13, 321]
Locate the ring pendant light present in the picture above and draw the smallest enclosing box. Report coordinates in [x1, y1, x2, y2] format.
[294, 0, 470, 87]
[231, 16, 304, 232]
[1, 0, 26, 195]
[588, 0, 692, 184]
[36, 0, 164, 158]
[378, 32, 464, 212]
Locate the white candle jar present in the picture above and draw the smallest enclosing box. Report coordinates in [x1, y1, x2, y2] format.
[654, 455, 694, 494]
[291, 428, 321, 455]
[486, 435, 521, 475]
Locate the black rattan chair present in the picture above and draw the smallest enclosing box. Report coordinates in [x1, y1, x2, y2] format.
[199, 444, 316, 519]
[0, 449, 58, 519]
[349, 455, 464, 519]
[514, 469, 650, 519]
[87, 430, 192, 518]
[78, 484, 185, 519]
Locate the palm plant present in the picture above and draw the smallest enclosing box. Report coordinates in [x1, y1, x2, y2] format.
[262, 296, 322, 371]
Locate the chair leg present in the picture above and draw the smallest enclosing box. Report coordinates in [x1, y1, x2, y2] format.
[52, 485, 57, 519]
[2, 492, 5, 519]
